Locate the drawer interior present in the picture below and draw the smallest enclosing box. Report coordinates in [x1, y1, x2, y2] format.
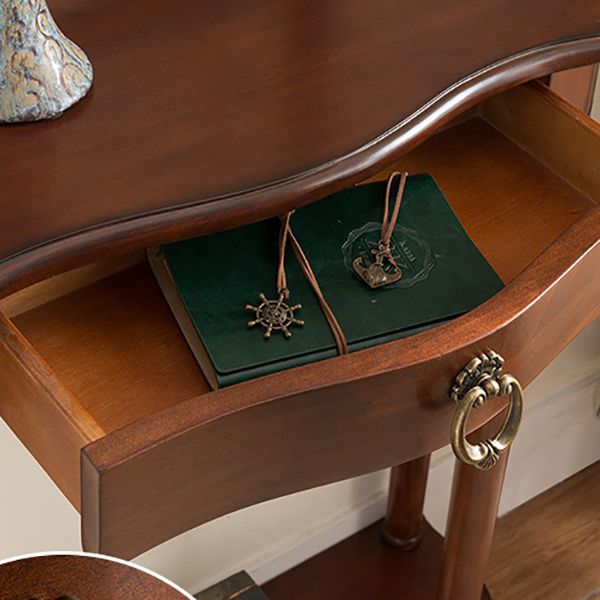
[1, 82, 598, 508]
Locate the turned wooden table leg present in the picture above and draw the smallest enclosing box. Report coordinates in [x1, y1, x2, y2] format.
[381, 454, 431, 550]
[436, 416, 509, 600]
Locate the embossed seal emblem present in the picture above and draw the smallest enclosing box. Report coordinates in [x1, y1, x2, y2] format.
[342, 223, 435, 289]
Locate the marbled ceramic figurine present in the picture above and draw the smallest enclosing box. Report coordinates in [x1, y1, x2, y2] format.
[0, 0, 93, 122]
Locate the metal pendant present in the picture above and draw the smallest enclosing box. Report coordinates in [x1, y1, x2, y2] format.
[245, 290, 304, 339]
[353, 241, 402, 289]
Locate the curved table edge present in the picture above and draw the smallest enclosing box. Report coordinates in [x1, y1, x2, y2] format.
[2, 36, 600, 296]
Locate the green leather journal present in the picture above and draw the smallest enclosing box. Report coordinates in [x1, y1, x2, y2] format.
[149, 174, 503, 388]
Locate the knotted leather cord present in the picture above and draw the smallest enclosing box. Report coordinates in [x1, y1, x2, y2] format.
[288, 227, 349, 354]
[275, 170, 408, 355]
[380, 171, 408, 263]
[277, 212, 349, 355]
[276, 212, 292, 297]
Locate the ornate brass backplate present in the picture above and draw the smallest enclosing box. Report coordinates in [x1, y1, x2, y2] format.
[450, 351, 523, 470]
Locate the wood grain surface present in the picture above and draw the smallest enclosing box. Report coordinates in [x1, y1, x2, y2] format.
[13, 265, 210, 435]
[0, 554, 189, 600]
[550, 65, 599, 113]
[488, 461, 600, 600]
[0, 311, 102, 508]
[437, 416, 509, 600]
[0, 1, 599, 294]
[480, 82, 600, 203]
[382, 456, 431, 550]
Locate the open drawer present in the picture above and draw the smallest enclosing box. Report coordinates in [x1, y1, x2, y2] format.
[1, 82, 598, 559]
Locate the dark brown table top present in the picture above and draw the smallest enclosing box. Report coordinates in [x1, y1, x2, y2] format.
[1, 0, 599, 293]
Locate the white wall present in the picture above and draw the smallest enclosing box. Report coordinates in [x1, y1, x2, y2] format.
[1, 89, 599, 595]
[593, 73, 600, 121]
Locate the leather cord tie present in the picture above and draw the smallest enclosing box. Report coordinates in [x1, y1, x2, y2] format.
[380, 171, 408, 263]
[273, 172, 408, 350]
[278, 212, 349, 355]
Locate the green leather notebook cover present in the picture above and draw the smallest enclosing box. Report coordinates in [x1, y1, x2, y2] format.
[150, 174, 504, 388]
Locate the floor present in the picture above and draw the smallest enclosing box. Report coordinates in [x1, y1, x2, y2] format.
[488, 460, 600, 600]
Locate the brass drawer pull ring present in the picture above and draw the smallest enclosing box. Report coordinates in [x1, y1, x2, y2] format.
[450, 351, 523, 470]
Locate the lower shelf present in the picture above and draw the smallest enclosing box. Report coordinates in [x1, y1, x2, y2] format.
[263, 520, 491, 600]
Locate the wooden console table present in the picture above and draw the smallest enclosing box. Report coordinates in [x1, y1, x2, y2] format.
[1, 1, 599, 598]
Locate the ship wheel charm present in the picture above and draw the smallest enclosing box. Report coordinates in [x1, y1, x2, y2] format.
[245, 289, 304, 339]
